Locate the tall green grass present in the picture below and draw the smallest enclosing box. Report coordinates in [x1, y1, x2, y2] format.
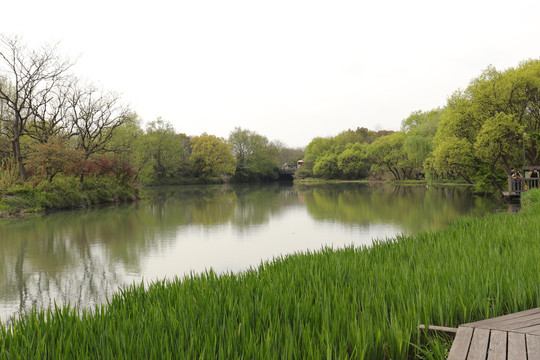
[2, 206, 540, 358]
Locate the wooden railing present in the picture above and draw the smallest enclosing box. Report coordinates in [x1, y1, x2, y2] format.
[508, 176, 540, 193]
[279, 166, 298, 175]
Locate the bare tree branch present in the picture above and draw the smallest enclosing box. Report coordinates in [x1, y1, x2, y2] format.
[0, 34, 75, 180]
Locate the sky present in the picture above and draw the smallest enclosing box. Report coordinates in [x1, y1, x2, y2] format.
[3, 0, 540, 148]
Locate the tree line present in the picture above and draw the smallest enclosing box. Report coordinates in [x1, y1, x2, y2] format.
[0, 35, 303, 188]
[3, 34, 539, 193]
[115, 121, 303, 185]
[298, 111, 440, 182]
[301, 59, 540, 192]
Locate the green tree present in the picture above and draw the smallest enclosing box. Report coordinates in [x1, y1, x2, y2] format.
[304, 137, 335, 164]
[106, 115, 151, 182]
[142, 118, 187, 183]
[334, 127, 379, 146]
[430, 60, 540, 190]
[401, 109, 442, 170]
[313, 152, 340, 179]
[304, 128, 390, 180]
[175, 133, 193, 178]
[302, 137, 337, 178]
[430, 136, 476, 183]
[368, 132, 413, 180]
[337, 142, 369, 179]
[474, 113, 524, 191]
[228, 127, 278, 182]
[190, 133, 236, 181]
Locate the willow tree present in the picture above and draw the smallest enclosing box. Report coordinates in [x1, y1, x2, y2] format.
[430, 60, 540, 191]
[401, 108, 442, 170]
[367, 132, 414, 180]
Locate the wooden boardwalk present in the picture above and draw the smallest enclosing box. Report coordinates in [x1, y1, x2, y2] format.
[448, 307, 540, 359]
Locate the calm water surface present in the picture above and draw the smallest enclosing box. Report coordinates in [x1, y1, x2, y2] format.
[0, 183, 504, 322]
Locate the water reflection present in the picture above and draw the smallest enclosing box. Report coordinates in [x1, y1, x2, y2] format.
[299, 183, 500, 233]
[0, 183, 501, 322]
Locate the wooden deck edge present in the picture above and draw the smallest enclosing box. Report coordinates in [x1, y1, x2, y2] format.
[418, 324, 458, 339]
[502, 191, 520, 197]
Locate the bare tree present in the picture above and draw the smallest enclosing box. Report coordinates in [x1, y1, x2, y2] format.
[0, 90, 14, 162]
[67, 82, 131, 180]
[0, 35, 73, 180]
[27, 77, 74, 144]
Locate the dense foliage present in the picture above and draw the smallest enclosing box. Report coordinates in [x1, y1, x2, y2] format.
[428, 60, 540, 191]
[302, 59, 540, 193]
[300, 128, 393, 180]
[300, 115, 441, 182]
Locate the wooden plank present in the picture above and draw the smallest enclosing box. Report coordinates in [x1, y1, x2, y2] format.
[512, 324, 540, 335]
[503, 317, 540, 331]
[466, 328, 490, 360]
[486, 330, 506, 360]
[447, 308, 540, 359]
[463, 308, 540, 328]
[447, 326, 473, 360]
[418, 324, 458, 339]
[464, 308, 540, 327]
[523, 326, 540, 335]
[482, 313, 540, 331]
[526, 334, 540, 360]
[507, 331, 526, 360]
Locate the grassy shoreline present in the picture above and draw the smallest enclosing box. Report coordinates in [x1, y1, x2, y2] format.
[0, 175, 140, 218]
[294, 177, 474, 187]
[1, 190, 538, 358]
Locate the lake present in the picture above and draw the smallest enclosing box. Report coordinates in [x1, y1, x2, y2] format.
[0, 182, 505, 322]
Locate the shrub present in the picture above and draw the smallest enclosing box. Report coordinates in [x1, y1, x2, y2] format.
[521, 188, 540, 213]
[0, 159, 22, 200]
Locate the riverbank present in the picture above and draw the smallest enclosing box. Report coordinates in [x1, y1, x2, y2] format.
[294, 177, 373, 184]
[0, 175, 140, 217]
[1, 190, 537, 358]
[294, 177, 473, 187]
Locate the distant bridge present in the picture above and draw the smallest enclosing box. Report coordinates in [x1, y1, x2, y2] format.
[278, 166, 298, 181]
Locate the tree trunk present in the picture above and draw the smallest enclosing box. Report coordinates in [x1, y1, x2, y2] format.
[459, 172, 473, 184]
[12, 125, 27, 181]
[385, 164, 399, 180]
[490, 163, 503, 193]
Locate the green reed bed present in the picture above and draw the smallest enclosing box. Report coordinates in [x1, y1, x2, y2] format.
[2, 194, 540, 359]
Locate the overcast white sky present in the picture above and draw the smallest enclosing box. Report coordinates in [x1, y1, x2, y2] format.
[3, 0, 540, 147]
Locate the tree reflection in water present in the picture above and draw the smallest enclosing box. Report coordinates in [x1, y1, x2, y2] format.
[0, 183, 502, 322]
